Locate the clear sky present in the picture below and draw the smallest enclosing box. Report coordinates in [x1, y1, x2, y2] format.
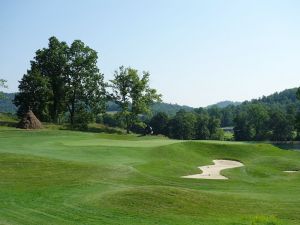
[0, 0, 300, 107]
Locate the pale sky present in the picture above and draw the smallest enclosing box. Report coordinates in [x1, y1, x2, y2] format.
[0, 0, 300, 107]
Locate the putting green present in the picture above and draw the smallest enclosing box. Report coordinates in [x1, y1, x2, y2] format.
[0, 128, 299, 225]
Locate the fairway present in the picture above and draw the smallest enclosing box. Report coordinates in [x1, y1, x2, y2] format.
[0, 128, 300, 225]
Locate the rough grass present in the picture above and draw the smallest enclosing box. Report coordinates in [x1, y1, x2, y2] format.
[0, 127, 299, 225]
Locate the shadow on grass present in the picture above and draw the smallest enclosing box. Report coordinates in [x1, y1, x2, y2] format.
[0, 121, 17, 127]
[61, 124, 124, 135]
[271, 141, 300, 151]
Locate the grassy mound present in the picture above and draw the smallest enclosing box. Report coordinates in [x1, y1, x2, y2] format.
[0, 128, 299, 224]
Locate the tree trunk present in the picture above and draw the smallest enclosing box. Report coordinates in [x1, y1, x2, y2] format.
[70, 102, 75, 126]
[126, 115, 130, 134]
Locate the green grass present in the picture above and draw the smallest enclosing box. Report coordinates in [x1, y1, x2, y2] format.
[0, 127, 299, 225]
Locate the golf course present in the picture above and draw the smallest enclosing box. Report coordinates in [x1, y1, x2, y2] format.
[0, 127, 299, 225]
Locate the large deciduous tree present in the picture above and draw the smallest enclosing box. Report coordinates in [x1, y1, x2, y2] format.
[65, 40, 106, 126]
[14, 36, 106, 126]
[33, 37, 69, 122]
[110, 66, 161, 133]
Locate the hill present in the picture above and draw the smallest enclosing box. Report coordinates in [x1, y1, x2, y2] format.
[1, 88, 299, 117]
[252, 87, 299, 107]
[150, 102, 194, 116]
[0, 128, 299, 224]
[0, 93, 194, 116]
[207, 100, 241, 108]
[0, 93, 17, 113]
[206, 88, 299, 109]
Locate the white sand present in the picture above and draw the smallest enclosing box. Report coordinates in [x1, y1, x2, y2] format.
[284, 170, 298, 173]
[182, 160, 244, 180]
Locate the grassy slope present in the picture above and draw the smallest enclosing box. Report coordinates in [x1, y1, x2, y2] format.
[0, 128, 299, 225]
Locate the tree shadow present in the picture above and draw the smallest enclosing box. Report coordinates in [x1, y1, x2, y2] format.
[0, 121, 17, 127]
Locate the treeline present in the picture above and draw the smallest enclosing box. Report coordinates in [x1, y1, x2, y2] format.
[100, 109, 225, 140]
[0, 94, 194, 118]
[205, 88, 300, 127]
[150, 110, 224, 140]
[99, 88, 300, 141]
[233, 103, 298, 141]
[13, 36, 160, 131]
[202, 88, 300, 141]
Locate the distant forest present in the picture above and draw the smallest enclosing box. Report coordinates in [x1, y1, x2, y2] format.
[1, 87, 299, 124]
[0, 93, 193, 116]
[1, 87, 300, 141]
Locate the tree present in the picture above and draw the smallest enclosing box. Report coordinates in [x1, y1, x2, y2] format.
[168, 110, 197, 140]
[220, 105, 235, 127]
[15, 37, 107, 126]
[0, 79, 8, 100]
[207, 106, 222, 120]
[269, 109, 294, 141]
[150, 112, 169, 135]
[110, 66, 161, 133]
[233, 104, 270, 141]
[234, 110, 255, 141]
[208, 117, 221, 139]
[195, 114, 210, 139]
[65, 40, 106, 126]
[247, 104, 270, 140]
[32, 36, 69, 122]
[14, 69, 52, 121]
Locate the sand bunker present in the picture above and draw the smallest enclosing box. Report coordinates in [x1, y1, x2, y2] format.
[182, 160, 244, 180]
[284, 170, 298, 173]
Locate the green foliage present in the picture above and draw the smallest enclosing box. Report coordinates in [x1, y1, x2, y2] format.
[110, 66, 161, 133]
[14, 36, 106, 126]
[0, 79, 8, 100]
[151, 102, 194, 116]
[208, 117, 221, 138]
[269, 109, 294, 141]
[32, 36, 69, 122]
[195, 112, 210, 139]
[234, 104, 271, 141]
[0, 93, 17, 113]
[130, 121, 147, 134]
[71, 105, 94, 130]
[207, 88, 300, 128]
[210, 128, 224, 140]
[65, 39, 106, 125]
[150, 112, 169, 135]
[207, 100, 241, 108]
[14, 69, 52, 121]
[144, 107, 224, 140]
[100, 113, 123, 127]
[168, 110, 197, 139]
